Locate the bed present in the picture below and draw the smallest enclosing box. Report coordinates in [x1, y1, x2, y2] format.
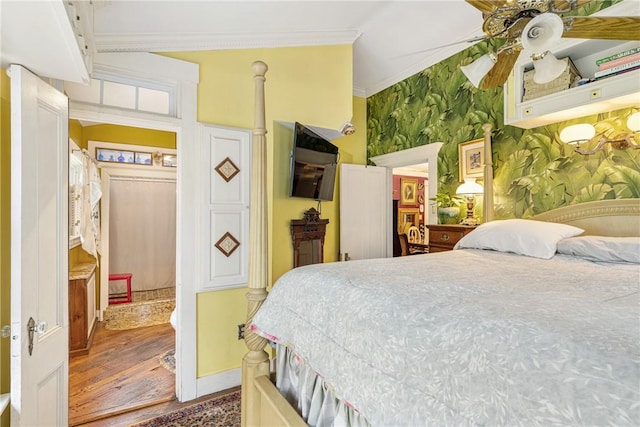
[240, 61, 640, 426]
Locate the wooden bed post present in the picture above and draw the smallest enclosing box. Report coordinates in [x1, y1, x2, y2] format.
[482, 123, 494, 223]
[242, 60, 270, 427]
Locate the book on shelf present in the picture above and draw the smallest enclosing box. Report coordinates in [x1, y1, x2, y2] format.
[596, 47, 640, 65]
[598, 52, 640, 71]
[593, 59, 640, 78]
[592, 64, 640, 82]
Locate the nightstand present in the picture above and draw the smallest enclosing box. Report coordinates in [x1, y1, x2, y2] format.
[428, 224, 476, 253]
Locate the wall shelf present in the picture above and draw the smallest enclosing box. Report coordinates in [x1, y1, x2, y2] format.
[504, 2, 640, 129]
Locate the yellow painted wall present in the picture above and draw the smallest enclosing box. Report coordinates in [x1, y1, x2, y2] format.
[0, 69, 10, 427]
[82, 124, 176, 150]
[165, 45, 367, 377]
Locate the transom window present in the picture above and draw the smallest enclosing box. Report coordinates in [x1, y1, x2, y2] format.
[64, 75, 175, 116]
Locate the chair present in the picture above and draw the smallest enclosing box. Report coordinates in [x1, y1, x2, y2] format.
[398, 233, 410, 256]
[407, 226, 421, 243]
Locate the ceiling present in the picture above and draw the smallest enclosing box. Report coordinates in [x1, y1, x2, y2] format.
[91, 0, 485, 97]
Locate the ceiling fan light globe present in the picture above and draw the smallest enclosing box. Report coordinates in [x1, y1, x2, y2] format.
[461, 54, 496, 88]
[532, 52, 567, 84]
[522, 13, 565, 52]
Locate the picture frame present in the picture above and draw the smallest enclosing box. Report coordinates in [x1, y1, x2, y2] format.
[134, 151, 153, 165]
[398, 207, 420, 232]
[162, 154, 177, 167]
[400, 178, 418, 205]
[96, 148, 135, 164]
[458, 138, 484, 182]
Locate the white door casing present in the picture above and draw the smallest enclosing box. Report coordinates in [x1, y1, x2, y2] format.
[339, 164, 389, 260]
[69, 51, 199, 401]
[9, 65, 69, 426]
[370, 143, 443, 256]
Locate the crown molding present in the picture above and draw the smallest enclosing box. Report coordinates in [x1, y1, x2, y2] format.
[95, 30, 360, 53]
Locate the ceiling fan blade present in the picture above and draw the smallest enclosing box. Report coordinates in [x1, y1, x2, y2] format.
[465, 0, 506, 14]
[551, 0, 592, 12]
[562, 16, 640, 40]
[480, 49, 521, 89]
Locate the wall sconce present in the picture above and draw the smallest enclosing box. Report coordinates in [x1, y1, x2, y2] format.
[456, 178, 484, 225]
[560, 112, 640, 155]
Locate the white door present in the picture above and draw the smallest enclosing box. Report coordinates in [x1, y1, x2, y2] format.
[339, 164, 389, 260]
[9, 65, 69, 426]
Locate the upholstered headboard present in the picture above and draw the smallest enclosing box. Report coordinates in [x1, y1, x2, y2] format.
[532, 199, 640, 237]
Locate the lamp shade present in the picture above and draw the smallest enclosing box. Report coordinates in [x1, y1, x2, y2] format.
[532, 52, 567, 84]
[461, 54, 496, 88]
[522, 13, 564, 52]
[627, 112, 640, 133]
[559, 123, 596, 144]
[456, 178, 483, 195]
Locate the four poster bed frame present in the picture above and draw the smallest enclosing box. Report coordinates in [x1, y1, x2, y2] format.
[240, 61, 640, 426]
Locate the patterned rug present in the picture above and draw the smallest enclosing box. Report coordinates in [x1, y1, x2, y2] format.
[129, 390, 241, 427]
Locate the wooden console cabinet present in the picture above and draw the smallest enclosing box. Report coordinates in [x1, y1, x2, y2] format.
[291, 208, 329, 268]
[69, 262, 97, 356]
[428, 224, 476, 253]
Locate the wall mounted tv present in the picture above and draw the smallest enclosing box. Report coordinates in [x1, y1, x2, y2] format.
[289, 122, 339, 201]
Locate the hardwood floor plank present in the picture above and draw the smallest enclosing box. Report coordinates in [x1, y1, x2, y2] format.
[77, 387, 241, 427]
[69, 322, 175, 426]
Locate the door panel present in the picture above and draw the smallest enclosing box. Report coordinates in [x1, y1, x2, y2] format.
[199, 124, 251, 290]
[339, 164, 389, 260]
[9, 64, 69, 426]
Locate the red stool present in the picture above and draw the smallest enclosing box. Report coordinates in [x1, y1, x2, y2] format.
[108, 273, 132, 304]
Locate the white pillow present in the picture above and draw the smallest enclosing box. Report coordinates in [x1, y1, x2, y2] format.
[454, 219, 584, 259]
[557, 235, 640, 264]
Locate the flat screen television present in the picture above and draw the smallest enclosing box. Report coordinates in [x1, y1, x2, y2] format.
[289, 122, 339, 201]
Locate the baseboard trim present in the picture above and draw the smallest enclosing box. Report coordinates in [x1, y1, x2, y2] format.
[195, 368, 241, 398]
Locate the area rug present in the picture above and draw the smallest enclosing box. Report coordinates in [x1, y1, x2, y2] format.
[159, 349, 175, 373]
[129, 390, 241, 427]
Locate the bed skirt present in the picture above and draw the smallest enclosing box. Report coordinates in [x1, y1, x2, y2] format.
[275, 343, 370, 427]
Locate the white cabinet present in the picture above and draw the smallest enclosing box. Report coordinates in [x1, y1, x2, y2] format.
[504, 2, 640, 129]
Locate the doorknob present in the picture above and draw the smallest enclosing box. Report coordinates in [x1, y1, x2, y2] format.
[0, 325, 10, 338]
[27, 317, 47, 356]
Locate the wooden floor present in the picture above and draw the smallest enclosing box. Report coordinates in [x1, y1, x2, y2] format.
[79, 386, 241, 427]
[69, 322, 176, 426]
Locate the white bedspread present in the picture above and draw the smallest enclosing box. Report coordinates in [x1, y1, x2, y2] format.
[251, 250, 640, 426]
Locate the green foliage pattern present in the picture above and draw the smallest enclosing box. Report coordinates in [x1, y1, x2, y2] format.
[367, 0, 638, 219]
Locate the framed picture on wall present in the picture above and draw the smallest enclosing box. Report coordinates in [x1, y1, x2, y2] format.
[458, 138, 484, 182]
[400, 178, 417, 205]
[398, 207, 420, 232]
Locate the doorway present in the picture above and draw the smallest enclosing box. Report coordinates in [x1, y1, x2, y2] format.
[68, 126, 179, 424]
[370, 142, 443, 257]
[392, 164, 428, 256]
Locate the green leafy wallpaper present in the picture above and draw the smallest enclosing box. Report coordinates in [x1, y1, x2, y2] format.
[367, 0, 639, 219]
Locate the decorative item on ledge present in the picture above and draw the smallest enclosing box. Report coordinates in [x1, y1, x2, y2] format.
[522, 57, 581, 102]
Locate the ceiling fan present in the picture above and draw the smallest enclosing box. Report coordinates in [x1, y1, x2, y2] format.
[461, 0, 640, 89]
